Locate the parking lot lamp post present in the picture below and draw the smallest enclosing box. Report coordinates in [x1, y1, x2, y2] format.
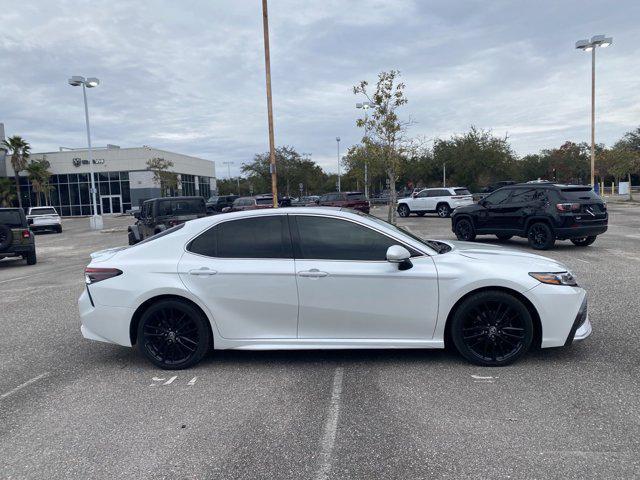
[336, 137, 341, 192]
[356, 101, 374, 198]
[68, 76, 102, 230]
[575, 35, 613, 189]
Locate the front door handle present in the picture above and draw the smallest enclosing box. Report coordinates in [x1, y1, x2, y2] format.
[189, 267, 217, 276]
[298, 269, 328, 278]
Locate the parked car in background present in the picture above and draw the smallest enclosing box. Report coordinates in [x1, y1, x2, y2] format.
[397, 187, 473, 218]
[291, 195, 319, 206]
[316, 192, 370, 213]
[224, 195, 273, 212]
[128, 196, 207, 245]
[451, 183, 608, 250]
[79, 207, 591, 370]
[206, 195, 239, 214]
[0, 208, 37, 265]
[26, 206, 62, 233]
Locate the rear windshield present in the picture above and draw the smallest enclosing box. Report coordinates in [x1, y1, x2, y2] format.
[347, 193, 365, 200]
[0, 211, 23, 227]
[30, 207, 57, 215]
[256, 198, 273, 205]
[560, 188, 599, 201]
[207, 196, 219, 203]
[158, 199, 205, 216]
[136, 223, 185, 246]
[454, 188, 471, 195]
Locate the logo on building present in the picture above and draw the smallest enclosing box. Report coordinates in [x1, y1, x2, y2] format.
[72, 157, 105, 167]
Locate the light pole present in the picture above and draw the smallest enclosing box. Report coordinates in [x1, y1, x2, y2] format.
[356, 101, 374, 198]
[68, 76, 102, 230]
[575, 34, 613, 189]
[336, 136, 341, 192]
[222, 161, 239, 194]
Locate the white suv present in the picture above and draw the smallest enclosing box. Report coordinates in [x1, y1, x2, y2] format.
[27, 207, 62, 233]
[397, 187, 473, 218]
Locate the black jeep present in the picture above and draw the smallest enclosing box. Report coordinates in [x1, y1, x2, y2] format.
[128, 197, 207, 245]
[0, 208, 37, 265]
[451, 183, 608, 250]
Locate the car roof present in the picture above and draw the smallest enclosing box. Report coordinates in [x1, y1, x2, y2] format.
[511, 183, 590, 189]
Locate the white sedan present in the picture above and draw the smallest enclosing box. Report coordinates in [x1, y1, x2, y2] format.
[78, 208, 591, 369]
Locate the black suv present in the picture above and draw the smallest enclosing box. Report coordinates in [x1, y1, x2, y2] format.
[0, 208, 37, 265]
[206, 195, 239, 214]
[451, 184, 608, 250]
[128, 196, 207, 245]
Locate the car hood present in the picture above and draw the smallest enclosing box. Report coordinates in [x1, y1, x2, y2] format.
[446, 240, 568, 271]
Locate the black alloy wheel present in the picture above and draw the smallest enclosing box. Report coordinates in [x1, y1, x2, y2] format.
[398, 204, 411, 217]
[451, 291, 533, 366]
[437, 204, 451, 218]
[527, 222, 555, 250]
[454, 218, 476, 241]
[138, 299, 210, 369]
[571, 236, 597, 247]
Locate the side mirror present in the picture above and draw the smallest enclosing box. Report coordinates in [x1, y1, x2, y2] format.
[386, 245, 413, 271]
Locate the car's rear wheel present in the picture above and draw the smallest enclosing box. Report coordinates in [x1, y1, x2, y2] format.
[436, 203, 451, 218]
[26, 250, 37, 265]
[127, 230, 137, 245]
[454, 218, 476, 241]
[138, 299, 210, 370]
[451, 290, 533, 366]
[398, 204, 411, 217]
[55, 225, 62, 233]
[571, 236, 597, 247]
[496, 234, 513, 241]
[527, 222, 555, 250]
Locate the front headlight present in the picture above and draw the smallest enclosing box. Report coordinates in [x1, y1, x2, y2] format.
[529, 271, 578, 286]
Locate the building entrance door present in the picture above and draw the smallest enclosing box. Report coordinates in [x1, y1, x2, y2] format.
[101, 195, 123, 214]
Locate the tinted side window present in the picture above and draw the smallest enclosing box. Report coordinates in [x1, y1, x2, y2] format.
[508, 188, 537, 203]
[189, 216, 292, 259]
[294, 215, 400, 261]
[416, 190, 429, 198]
[484, 188, 512, 205]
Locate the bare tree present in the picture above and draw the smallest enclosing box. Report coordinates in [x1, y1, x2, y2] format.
[147, 157, 178, 197]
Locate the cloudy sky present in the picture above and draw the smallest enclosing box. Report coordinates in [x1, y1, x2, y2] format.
[1, 0, 639, 177]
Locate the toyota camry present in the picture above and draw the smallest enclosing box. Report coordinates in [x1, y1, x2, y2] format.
[78, 208, 591, 369]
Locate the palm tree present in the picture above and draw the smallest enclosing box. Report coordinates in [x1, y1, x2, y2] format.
[1, 136, 31, 209]
[25, 158, 52, 207]
[0, 177, 15, 207]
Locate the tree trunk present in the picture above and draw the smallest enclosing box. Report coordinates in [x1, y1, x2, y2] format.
[387, 168, 397, 225]
[13, 173, 22, 209]
[629, 173, 634, 201]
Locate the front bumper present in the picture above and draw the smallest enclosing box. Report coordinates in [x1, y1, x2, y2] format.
[564, 296, 591, 345]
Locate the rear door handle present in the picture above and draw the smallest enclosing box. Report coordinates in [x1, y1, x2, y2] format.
[189, 267, 217, 276]
[298, 269, 328, 278]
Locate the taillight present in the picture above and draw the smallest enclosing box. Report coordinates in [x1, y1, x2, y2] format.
[22, 229, 30, 239]
[556, 203, 580, 213]
[84, 267, 123, 284]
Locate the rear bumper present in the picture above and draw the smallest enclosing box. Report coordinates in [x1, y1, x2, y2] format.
[78, 289, 134, 347]
[0, 244, 34, 256]
[555, 225, 607, 239]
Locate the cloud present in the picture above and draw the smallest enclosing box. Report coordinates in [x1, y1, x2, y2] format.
[1, 0, 639, 176]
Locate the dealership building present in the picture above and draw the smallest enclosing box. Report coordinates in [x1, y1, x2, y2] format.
[0, 141, 217, 216]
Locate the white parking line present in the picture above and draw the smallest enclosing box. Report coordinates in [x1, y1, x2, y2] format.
[316, 367, 344, 480]
[0, 372, 49, 400]
[0, 263, 85, 285]
[573, 258, 591, 264]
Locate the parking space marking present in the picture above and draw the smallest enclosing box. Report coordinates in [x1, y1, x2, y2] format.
[187, 376, 197, 386]
[316, 367, 344, 480]
[1, 372, 48, 400]
[471, 374, 497, 384]
[0, 263, 85, 285]
[573, 258, 591, 264]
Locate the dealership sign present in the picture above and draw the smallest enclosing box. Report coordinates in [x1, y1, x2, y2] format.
[72, 157, 105, 167]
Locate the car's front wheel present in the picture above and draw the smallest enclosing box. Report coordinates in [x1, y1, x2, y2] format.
[527, 222, 555, 250]
[397, 204, 411, 217]
[138, 299, 211, 370]
[571, 236, 597, 247]
[451, 290, 534, 366]
[454, 218, 476, 241]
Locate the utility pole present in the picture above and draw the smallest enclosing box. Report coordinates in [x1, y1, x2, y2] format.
[443, 163, 446, 187]
[262, 0, 278, 207]
[336, 136, 341, 192]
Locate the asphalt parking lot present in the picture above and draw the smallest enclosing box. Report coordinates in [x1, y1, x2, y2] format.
[1, 203, 639, 479]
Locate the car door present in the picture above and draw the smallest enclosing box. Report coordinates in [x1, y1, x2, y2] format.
[476, 188, 514, 231]
[291, 214, 439, 339]
[500, 188, 537, 232]
[178, 215, 299, 339]
[412, 189, 430, 211]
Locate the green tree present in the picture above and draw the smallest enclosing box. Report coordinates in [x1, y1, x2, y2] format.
[25, 158, 52, 206]
[354, 70, 411, 223]
[0, 177, 15, 207]
[2, 135, 30, 209]
[146, 157, 178, 197]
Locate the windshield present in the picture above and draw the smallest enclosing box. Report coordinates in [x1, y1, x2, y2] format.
[0, 211, 23, 227]
[256, 198, 273, 205]
[207, 196, 219, 203]
[158, 199, 205, 216]
[30, 207, 57, 215]
[347, 193, 365, 200]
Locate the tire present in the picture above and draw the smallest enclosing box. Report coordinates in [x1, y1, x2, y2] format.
[137, 299, 211, 370]
[436, 203, 451, 218]
[527, 222, 555, 250]
[397, 204, 411, 218]
[26, 249, 37, 265]
[55, 225, 62, 234]
[496, 234, 513, 241]
[416, 212, 426, 217]
[0, 224, 12, 251]
[571, 236, 597, 247]
[454, 218, 476, 241]
[128, 230, 137, 246]
[451, 290, 534, 366]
